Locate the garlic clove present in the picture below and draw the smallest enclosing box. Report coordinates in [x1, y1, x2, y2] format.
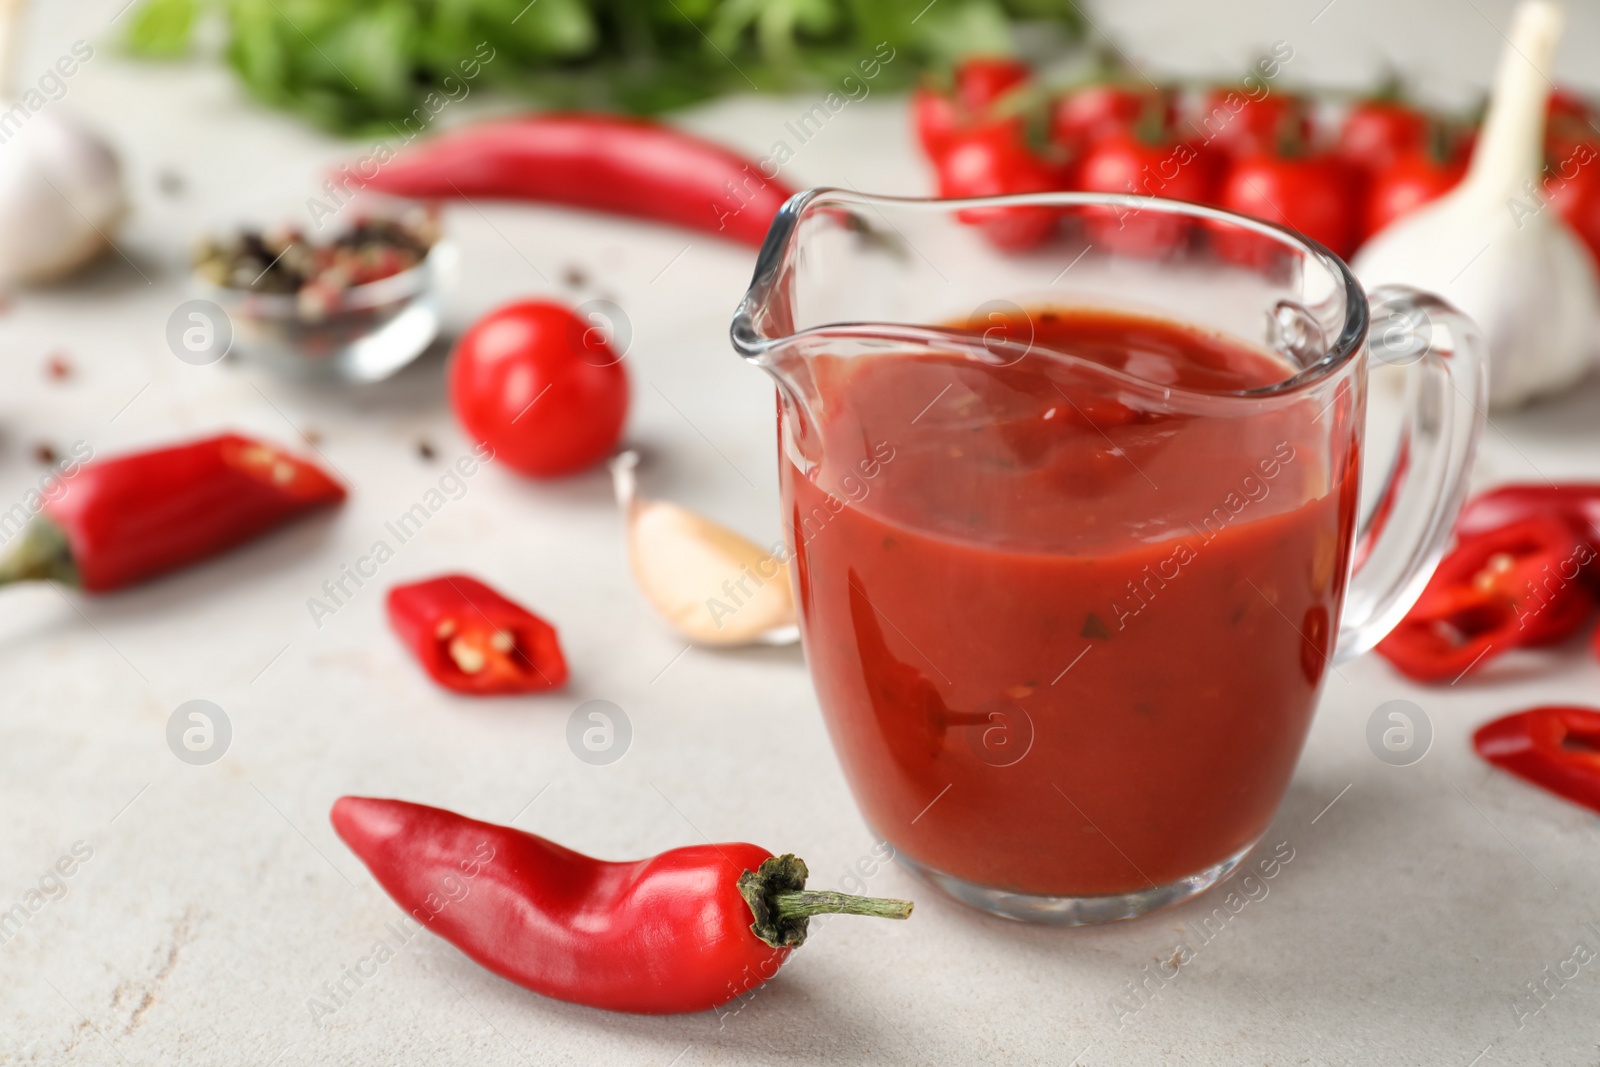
[1352, 0, 1599, 409]
[610, 451, 798, 647]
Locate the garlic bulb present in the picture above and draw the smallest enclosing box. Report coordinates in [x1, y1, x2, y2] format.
[0, 0, 126, 287]
[610, 451, 798, 647]
[1353, 0, 1598, 409]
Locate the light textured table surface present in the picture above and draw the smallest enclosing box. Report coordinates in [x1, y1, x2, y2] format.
[4, 2, 1600, 1065]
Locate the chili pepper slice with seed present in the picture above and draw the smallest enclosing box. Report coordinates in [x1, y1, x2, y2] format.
[0, 433, 345, 592]
[386, 574, 567, 694]
[1376, 515, 1597, 683]
[1474, 706, 1600, 815]
[330, 797, 914, 1015]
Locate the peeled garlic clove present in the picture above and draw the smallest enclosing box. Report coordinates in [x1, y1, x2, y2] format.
[610, 451, 797, 646]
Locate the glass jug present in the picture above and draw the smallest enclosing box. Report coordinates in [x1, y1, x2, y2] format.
[731, 189, 1485, 924]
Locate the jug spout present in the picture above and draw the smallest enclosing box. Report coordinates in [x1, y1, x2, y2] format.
[744, 337, 828, 470]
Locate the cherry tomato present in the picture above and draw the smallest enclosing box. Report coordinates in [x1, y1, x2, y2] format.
[1215, 154, 1356, 260]
[1549, 151, 1600, 266]
[1075, 134, 1213, 254]
[913, 59, 1030, 163]
[938, 119, 1067, 252]
[1547, 87, 1595, 136]
[1362, 149, 1464, 240]
[913, 85, 961, 160]
[1195, 88, 1310, 158]
[449, 301, 629, 478]
[1542, 89, 1600, 265]
[954, 57, 1031, 114]
[1462, 89, 1596, 164]
[1337, 99, 1431, 175]
[1051, 83, 1176, 156]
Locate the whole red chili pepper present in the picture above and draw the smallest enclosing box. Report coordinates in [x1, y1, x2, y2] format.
[0, 434, 344, 592]
[387, 574, 568, 694]
[1376, 515, 1597, 683]
[330, 797, 913, 1015]
[1475, 706, 1600, 815]
[351, 114, 796, 248]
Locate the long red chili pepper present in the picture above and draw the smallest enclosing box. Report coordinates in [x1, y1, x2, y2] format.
[0, 434, 345, 592]
[1474, 706, 1600, 815]
[330, 797, 913, 1015]
[387, 574, 567, 694]
[352, 114, 796, 248]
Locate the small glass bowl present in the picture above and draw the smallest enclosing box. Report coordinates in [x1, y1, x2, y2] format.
[193, 232, 455, 383]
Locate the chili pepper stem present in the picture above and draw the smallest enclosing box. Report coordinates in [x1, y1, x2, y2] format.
[0, 517, 78, 586]
[767, 889, 916, 921]
[737, 854, 914, 949]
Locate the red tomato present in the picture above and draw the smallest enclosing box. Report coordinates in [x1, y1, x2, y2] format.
[1051, 83, 1176, 156]
[1363, 149, 1465, 240]
[1216, 154, 1356, 260]
[449, 301, 630, 478]
[1548, 87, 1595, 130]
[1076, 135, 1213, 254]
[913, 59, 1030, 163]
[954, 57, 1031, 114]
[913, 85, 960, 160]
[1549, 150, 1600, 265]
[1337, 99, 1431, 174]
[938, 120, 1067, 251]
[1195, 88, 1310, 158]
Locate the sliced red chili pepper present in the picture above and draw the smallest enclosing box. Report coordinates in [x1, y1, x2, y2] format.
[351, 114, 796, 248]
[387, 574, 568, 694]
[1474, 706, 1600, 815]
[1376, 515, 1596, 683]
[0, 433, 345, 592]
[330, 796, 913, 1015]
[1456, 483, 1600, 557]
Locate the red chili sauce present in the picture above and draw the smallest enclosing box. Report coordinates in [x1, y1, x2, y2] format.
[781, 307, 1356, 897]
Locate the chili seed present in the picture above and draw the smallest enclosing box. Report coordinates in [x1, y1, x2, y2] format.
[449, 636, 486, 674]
[490, 631, 515, 652]
[435, 619, 457, 640]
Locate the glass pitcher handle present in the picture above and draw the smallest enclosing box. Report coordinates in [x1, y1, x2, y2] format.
[1333, 285, 1488, 663]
